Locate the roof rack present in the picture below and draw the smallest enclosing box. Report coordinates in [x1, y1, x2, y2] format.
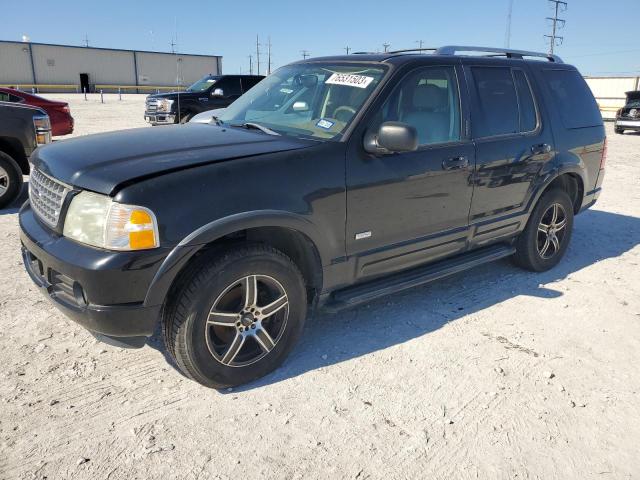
[435, 45, 563, 63]
[386, 48, 437, 54]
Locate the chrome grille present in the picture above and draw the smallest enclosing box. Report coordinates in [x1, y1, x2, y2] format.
[29, 168, 71, 228]
[146, 98, 158, 113]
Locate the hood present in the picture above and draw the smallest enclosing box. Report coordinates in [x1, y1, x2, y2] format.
[625, 91, 640, 101]
[148, 91, 194, 100]
[31, 124, 313, 195]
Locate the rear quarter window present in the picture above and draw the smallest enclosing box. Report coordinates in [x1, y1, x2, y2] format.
[542, 69, 602, 129]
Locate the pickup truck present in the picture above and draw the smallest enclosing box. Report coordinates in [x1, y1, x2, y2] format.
[0, 102, 51, 208]
[144, 74, 263, 125]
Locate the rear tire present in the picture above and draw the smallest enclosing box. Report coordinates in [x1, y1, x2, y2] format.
[512, 189, 574, 272]
[0, 152, 24, 209]
[163, 245, 307, 388]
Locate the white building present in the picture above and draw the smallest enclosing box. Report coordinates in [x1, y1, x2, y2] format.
[585, 76, 640, 120]
[0, 40, 222, 92]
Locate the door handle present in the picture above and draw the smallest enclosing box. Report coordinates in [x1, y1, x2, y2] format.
[530, 143, 551, 155]
[442, 156, 469, 170]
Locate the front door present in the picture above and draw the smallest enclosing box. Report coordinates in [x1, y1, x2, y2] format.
[346, 64, 475, 280]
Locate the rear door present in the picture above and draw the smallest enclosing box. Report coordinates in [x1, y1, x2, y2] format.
[465, 62, 555, 246]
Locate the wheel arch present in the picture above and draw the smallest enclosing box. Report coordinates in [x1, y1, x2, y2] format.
[0, 137, 29, 174]
[529, 167, 585, 216]
[144, 211, 328, 308]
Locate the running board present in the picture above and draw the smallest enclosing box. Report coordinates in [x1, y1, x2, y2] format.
[324, 244, 515, 312]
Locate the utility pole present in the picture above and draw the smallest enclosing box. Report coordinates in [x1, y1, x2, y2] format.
[248, 55, 253, 75]
[256, 35, 261, 76]
[344, 46, 351, 55]
[504, 0, 514, 48]
[301, 50, 310, 59]
[267, 36, 272, 75]
[170, 38, 176, 54]
[83, 34, 89, 47]
[415, 40, 424, 51]
[545, 0, 567, 54]
[382, 42, 391, 52]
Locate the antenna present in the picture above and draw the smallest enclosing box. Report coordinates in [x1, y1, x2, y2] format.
[301, 50, 310, 59]
[545, 0, 567, 54]
[505, 0, 514, 48]
[382, 42, 391, 52]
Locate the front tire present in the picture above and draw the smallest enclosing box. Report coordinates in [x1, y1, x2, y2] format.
[163, 245, 307, 388]
[0, 152, 23, 209]
[512, 189, 574, 272]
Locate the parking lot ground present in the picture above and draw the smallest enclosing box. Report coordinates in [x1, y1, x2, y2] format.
[1, 96, 639, 479]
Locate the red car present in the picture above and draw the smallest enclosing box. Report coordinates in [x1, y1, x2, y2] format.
[0, 88, 74, 136]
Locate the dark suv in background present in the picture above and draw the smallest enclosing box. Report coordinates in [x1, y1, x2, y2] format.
[20, 46, 605, 388]
[144, 74, 264, 125]
[615, 90, 640, 134]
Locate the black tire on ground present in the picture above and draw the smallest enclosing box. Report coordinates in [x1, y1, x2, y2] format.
[0, 151, 24, 209]
[512, 189, 574, 272]
[178, 112, 193, 124]
[615, 127, 624, 134]
[163, 244, 308, 388]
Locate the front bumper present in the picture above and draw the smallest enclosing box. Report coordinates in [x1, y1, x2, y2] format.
[144, 112, 176, 125]
[19, 203, 171, 345]
[615, 119, 640, 130]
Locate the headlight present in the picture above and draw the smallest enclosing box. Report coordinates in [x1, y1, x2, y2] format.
[63, 191, 159, 251]
[157, 99, 174, 112]
[33, 115, 52, 145]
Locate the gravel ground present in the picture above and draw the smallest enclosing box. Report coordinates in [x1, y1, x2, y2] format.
[1, 95, 639, 480]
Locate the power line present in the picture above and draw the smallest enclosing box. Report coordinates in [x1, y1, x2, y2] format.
[545, 0, 567, 55]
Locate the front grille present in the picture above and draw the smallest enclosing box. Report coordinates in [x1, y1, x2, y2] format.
[29, 168, 71, 228]
[146, 99, 158, 113]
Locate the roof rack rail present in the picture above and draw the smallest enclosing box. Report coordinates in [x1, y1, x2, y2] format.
[435, 45, 563, 63]
[386, 48, 437, 54]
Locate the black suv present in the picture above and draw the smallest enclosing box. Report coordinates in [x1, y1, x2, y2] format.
[0, 102, 51, 208]
[20, 46, 606, 388]
[614, 90, 640, 134]
[144, 74, 264, 125]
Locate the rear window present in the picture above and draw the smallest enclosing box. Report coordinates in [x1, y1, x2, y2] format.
[543, 69, 602, 129]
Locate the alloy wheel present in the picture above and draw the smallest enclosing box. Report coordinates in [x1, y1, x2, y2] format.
[0, 166, 9, 197]
[536, 203, 568, 260]
[205, 275, 289, 367]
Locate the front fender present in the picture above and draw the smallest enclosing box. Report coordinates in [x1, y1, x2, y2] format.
[143, 210, 331, 307]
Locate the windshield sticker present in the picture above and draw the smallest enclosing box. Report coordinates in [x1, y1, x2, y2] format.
[325, 73, 374, 89]
[316, 119, 334, 129]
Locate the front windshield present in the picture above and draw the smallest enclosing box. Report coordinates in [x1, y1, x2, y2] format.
[187, 75, 220, 92]
[217, 63, 387, 141]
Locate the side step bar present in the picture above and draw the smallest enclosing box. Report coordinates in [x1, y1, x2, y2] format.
[324, 244, 515, 312]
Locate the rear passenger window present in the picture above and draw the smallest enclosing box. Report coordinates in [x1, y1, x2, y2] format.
[513, 70, 537, 132]
[472, 67, 519, 137]
[543, 69, 602, 129]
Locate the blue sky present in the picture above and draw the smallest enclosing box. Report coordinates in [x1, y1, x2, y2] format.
[4, 0, 640, 77]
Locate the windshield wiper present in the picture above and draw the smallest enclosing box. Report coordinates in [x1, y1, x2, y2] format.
[230, 122, 280, 136]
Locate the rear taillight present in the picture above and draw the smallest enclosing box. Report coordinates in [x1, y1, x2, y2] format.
[600, 137, 607, 169]
[61, 105, 70, 114]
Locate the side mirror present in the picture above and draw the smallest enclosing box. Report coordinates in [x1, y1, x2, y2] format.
[212, 88, 224, 97]
[364, 121, 418, 155]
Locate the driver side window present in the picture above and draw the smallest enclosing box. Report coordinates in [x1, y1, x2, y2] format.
[372, 66, 461, 146]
